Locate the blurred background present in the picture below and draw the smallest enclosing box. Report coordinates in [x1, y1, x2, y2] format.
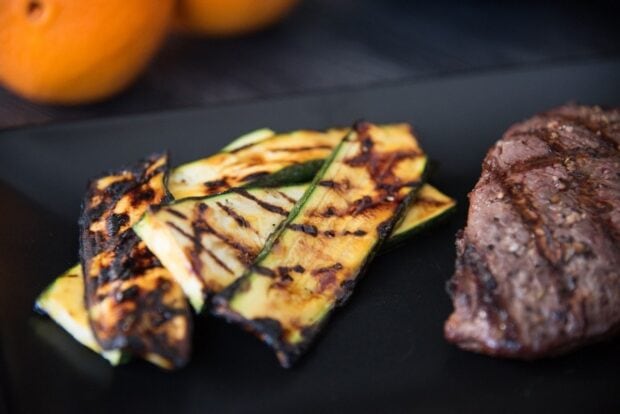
[1, 0, 619, 130]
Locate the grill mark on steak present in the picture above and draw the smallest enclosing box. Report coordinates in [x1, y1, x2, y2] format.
[544, 111, 620, 152]
[460, 240, 521, 349]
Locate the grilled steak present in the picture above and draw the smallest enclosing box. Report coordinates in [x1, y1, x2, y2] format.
[445, 104, 620, 358]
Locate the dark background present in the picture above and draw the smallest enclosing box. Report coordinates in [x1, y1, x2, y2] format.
[1, 0, 619, 130]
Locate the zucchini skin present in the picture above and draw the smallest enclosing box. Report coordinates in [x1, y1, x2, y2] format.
[167, 128, 347, 199]
[79, 153, 192, 369]
[383, 184, 456, 251]
[212, 122, 428, 367]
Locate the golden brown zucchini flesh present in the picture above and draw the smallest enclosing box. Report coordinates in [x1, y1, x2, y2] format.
[212, 122, 428, 367]
[79, 153, 192, 369]
[167, 128, 347, 199]
[35, 265, 124, 365]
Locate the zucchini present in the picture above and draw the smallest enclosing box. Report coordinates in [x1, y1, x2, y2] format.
[384, 183, 456, 249]
[35, 265, 124, 365]
[79, 153, 192, 369]
[212, 122, 428, 367]
[136, 183, 452, 313]
[167, 128, 347, 199]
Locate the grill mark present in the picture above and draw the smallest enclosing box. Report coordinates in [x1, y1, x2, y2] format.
[204, 179, 228, 191]
[106, 213, 129, 237]
[547, 112, 619, 152]
[526, 125, 620, 245]
[165, 221, 234, 275]
[130, 187, 155, 207]
[343, 229, 367, 237]
[350, 195, 379, 216]
[569, 167, 620, 246]
[311, 263, 343, 293]
[322, 206, 337, 217]
[345, 137, 374, 166]
[500, 177, 563, 268]
[191, 218, 236, 274]
[241, 171, 270, 182]
[192, 204, 255, 265]
[231, 188, 289, 216]
[312, 263, 343, 275]
[460, 241, 521, 349]
[287, 223, 318, 236]
[254, 265, 276, 277]
[276, 265, 305, 282]
[416, 197, 451, 208]
[270, 144, 334, 153]
[276, 190, 298, 204]
[376, 179, 421, 195]
[318, 180, 339, 189]
[165, 208, 188, 220]
[216, 202, 251, 228]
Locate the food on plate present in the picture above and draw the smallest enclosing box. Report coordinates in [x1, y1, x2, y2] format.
[35, 265, 124, 365]
[213, 122, 428, 367]
[36, 121, 454, 369]
[445, 104, 620, 358]
[79, 153, 192, 369]
[167, 127, 346, 199]
[383, 183, 457, 249]
[136, 183, 454, 312]
[0, 0, 174, 104]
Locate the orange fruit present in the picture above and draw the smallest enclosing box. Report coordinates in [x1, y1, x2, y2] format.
[175, 0, 299, 37]
[0, 0, 175, 105]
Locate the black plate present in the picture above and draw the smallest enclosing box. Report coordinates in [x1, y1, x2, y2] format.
[1, 60, 619, 414]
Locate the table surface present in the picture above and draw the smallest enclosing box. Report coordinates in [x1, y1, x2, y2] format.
[1, 0, 619, 130]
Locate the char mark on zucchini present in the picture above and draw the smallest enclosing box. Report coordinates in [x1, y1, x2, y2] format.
[212, 122, 428, 367]
[79, 153, 192, 369]
[231, 188, 290, 216]
[167, 128, 347, 199]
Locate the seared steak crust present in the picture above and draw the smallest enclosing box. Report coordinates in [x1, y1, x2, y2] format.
[445, 104, 620, 358]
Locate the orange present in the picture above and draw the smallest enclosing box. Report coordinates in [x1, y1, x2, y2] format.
[175, 0, 299, 37]
[0, 0, 175, 105]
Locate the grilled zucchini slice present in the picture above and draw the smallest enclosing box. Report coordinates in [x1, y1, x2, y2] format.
[212, 122, 428, 367]
[79, 153, 192, 369]
[384, 183, 456, 249]
[35, 265, 124, 365]
[136, 183, 452, 313]
[167, 128, 347, 199]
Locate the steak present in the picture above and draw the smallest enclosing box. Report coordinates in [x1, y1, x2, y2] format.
[445, 104, 620, 358]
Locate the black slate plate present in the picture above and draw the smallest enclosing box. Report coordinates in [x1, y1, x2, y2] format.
[1, 59, 619, 414]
